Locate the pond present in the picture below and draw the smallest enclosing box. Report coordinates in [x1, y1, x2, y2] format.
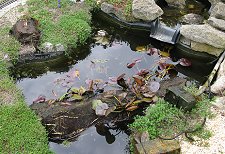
[11, 9, 213, 154]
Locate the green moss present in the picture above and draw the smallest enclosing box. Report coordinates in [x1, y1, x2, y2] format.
[0, 102, 52, 154]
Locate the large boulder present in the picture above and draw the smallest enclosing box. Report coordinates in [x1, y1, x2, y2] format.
[132, 0, 163, 21]
[190, 41, 224, 56]
[208, 17, 225, 31]
[165, 0, 186, 8]
[210, 2, 225, 20]
[209, 0, 225, 11]
[180, 24, 225, 48]
[180, 13, 204, 25]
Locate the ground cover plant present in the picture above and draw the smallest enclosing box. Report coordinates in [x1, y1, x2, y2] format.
[26, 0, 93, 49]
[130, 85, 213, 140]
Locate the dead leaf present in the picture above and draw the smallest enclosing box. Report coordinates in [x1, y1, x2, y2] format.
[117, 74, 129, 89]
[33, 95, 46, 103]
[52, 90, 58, 97]
[179, 58, 192, 66]
[105, 106, 116, 116]
[159, 50, 170, 57]
[75, 69, 80, 79]
[60, 102, 72, 106]
[136, 69, 149, 77]
[136, 46, 147, 51]
[133, 75, 145, 86]
[71, 94, 83, 101]
[126, 105, 138, 111]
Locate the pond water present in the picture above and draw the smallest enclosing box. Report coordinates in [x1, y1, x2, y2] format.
[12, 9, 213, 154]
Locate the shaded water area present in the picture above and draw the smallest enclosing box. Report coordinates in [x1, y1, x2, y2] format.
[11, 11, 213, 154]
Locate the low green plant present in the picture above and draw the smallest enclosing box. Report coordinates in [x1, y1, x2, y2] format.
[130, 86, 212, 140]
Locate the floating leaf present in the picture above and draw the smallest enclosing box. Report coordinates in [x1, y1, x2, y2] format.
[159, 50, 170, 57]
[92, 99, 103, 110]
[71, 94, 83, 101]
[117, 74, 129, 89]
[147, 48, 158, 55]
[95, 103, 109, 116]
[70, 87, 79, 93]
[75, 69, 80, 79]
[126, 105, 138, 111]
[133, 75, 145, 86]
[179, 58, 192, 66]
[149, 81, 160, 92]
[105, 106, 116, 116]
[136, 46, 147, 52]
[33, 95, 46, 103]
[59, 93, 67, 101]
[136, 69, 149, 77]
[47, 99, 56, 106]
[79, 86, 86, 95]
[134, 58, 142, 63]
[142, 97, 153, 103]
[127, 62, 136, 69]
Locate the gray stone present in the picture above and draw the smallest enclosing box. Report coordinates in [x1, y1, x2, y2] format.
[101, 2, 114, 14]
[20, 44, 36, 55]
[132, 0, 163, 21]
[180, 24, 225, 48]
[209, 0, 223, 10]
[210, 2, 225, 20]
[190, 41, 224, 56]
[164, 86, 196, 111]
[217, 58, 225, 79]
[134, 138, 181, 154]
[211, 76, 225, 94]
[181, 13, 204, 25]
[165, 0, 186, 8]
[42, 42, 54, 53]
[55, 43, 65, 52]
[179, 36, 191, 46]
[208, 17, 225, 31]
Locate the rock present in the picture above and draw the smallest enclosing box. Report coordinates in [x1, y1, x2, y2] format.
[217, 58, 225, 79]
[208, 0, 223, 10]
[157, 77, 187, 97]
[180, 24, 225, 48]
[134, 138, 181, 154]
[180, 13, 204, 25]
[42, 42, 54, 53]
[101, 2, 114, 14]
[164, 86, 196, 111]
[210, 2, 225, 20]
[132, 0, 163, 21]
[208, 17, 225, 31]
[179, 36, 191, 46]
[212, 96, 225, 110]
[55, 43, 65, 52]
[20, 44, 36, 55]
[211, 76, 225, 95]
[165, 0, 186, 8]
[190, 41, 224, 56]
[10, 18, 40, 46]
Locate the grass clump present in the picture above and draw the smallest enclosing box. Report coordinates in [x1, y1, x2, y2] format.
[0, 27, 21, 62]
[27, 0, 92, 49]
[105, 0, 133, 16]
[0, 102, 52, 154]
[130, 86, 212, 140]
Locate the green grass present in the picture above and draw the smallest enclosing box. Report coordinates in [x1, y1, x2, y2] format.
[130, 86, 212, 140]
[27, 0, 92, 49]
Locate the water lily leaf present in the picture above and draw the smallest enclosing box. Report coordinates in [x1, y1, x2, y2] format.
[117, 73, 129, 89]
[127, 62, 136, 69]
[136, 46, 147, 52]
[71, 94, 83, 101]
[92, 99, 103, 110]
[79, 86, 86, 95]
[59, 93, 67, 101]
[105, 106, 116, 116]
[159, 50, 170, 57]
[132, 100, 144, 105]
[149, 81, 160, 92]
[70, 87, 79, 93]
[142, 92, 155, 98]
[179, 58, 192, 66]
[126, 105, 138, 111]
[147, 48, 158, 55]
[95, 103, 109, 116]
[133, 75, 145, 86]
[141, 97, 153, 103]
[136, 69, 149, 77]
[33, 95, 46, 103]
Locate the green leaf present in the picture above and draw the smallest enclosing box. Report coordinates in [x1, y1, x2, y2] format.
[92, 99, 103, 110]
[59, 93, 67, 101]
[71, 94, 83, 101]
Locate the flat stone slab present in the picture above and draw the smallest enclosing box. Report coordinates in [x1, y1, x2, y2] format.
[165, 86, 196, 111]
[208, 17, 225, 31]
[180, 24, 225, 48]
[134, 138, 181, 154]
